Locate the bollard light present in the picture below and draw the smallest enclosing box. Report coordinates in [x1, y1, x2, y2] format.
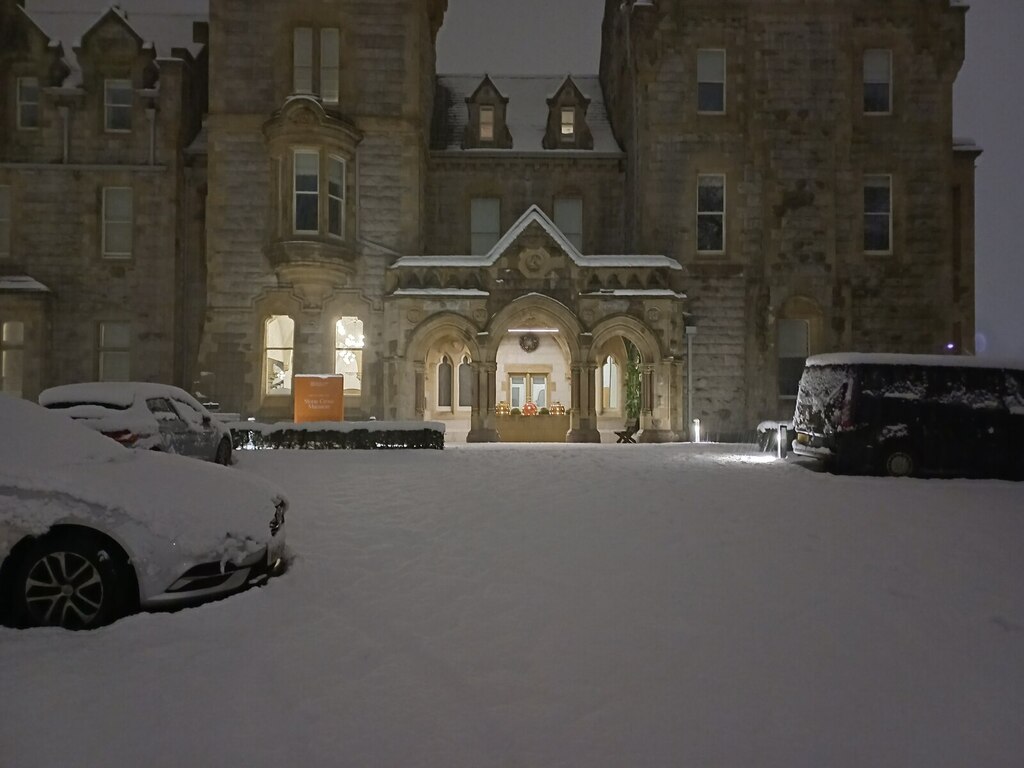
[692, 418, 701, 443]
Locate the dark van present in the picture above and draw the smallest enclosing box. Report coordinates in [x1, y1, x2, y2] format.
[791, 353, 1024, 478]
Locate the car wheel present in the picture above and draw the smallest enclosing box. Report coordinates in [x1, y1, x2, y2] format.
[15, 532, 126, 630]
[215, 438, 232, 466]
[883, 446, 916, 478]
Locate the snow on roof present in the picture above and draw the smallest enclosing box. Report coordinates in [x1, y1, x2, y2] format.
[580, 289, 687, 299]
[953, 136, 982, 153]
[0, 275, 51, 292]
[806, 353, 1024, 371]
[24, 1, 206, 86]
[391, 288, 490, 297]
[39, 381, 207, 409]
[434, 75, 622, 154]
[391, 206, 680, 272]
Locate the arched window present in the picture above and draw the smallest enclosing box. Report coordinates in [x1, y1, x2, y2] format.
[602, 355, 620, 410]
[458, 355, 473, 407]
[438, 355, 453, 408]
[265, 315, 295, 395]
[335, 316, 364, 394]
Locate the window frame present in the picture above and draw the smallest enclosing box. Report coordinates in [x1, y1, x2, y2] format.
[437, 355, 453, 409]
[696, 49, 727, 115]
[553, 196, 583, 251]
[327, 155, 346, 239]
[334, 316, 364, 395]
[17, 77, 40, 130]
[293, 27, 314, 95]
[97, 321, 131, 382]
[560, 107, 575, 137]
[777, 318, 810, 400]
[0, 186, 10, 259]
[470, 196, 501, 255]
[293, 149, 320, 235]
[320, 28, 340, 104]
[458, 355, 473, 408]
[101, 186, 133, 260]
[696, 174, 726, 254]
[479, 105, 495, 141]
[863, 174, 893, 254]
[1, 320, 26, 398]
[103, 79, 133, 133]
[265, 315, 296, 396]
[863, 49, 893, 115]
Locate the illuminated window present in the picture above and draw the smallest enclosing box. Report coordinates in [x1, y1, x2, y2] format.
[98, 322, 130, 382]
[509, 373, 547, 409]
[437, 355, 453, 408]
[697, 174, 725, 252]
[265, 315, 295, 395]
[334, 316, 364, 394]
[697, 50, 726, 113]
[602, 355, 620, 410]
[554, 197, 583, 250]
[1, 321, 25, 397]
[864, 175, 892, 253]
[561, 107, 575, 136]
[102, 187, 133, 259]
[479, 105, 494, 141]
[864, 49, 892, 114]
[294, 27, 340, 101]
[470, 197, 500, 255]
[294, 150, 319, 233]
[104, 79, 132, 131]
[17, 78, 39, 129]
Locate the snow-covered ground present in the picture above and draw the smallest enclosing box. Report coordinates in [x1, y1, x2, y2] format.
[2, 443, 1023, 767]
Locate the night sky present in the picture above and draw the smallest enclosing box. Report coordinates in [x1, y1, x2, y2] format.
[27, 0, 1024, 358]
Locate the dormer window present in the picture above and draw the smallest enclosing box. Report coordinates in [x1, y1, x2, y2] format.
[479, 105, 494, 141]
[561, 108, 575, 137]
[104, 79, 133, 132]
[17, 78, 39, 130]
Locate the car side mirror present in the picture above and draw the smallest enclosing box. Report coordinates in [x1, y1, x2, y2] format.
[203, 414, 211, 424]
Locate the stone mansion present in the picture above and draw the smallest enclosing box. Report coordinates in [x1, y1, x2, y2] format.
[0, 0, 978, 441]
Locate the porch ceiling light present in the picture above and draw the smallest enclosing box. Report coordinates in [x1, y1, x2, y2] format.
[507, 328, 560, 334]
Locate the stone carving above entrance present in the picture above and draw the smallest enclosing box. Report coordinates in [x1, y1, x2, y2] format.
[519, 247, 551, 279]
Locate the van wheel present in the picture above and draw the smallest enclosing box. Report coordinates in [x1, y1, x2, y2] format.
[883, 447, 916, 478]
[215, 438, 232, 466]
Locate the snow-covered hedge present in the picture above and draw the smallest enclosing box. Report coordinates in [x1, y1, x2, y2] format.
[229, 421, 445, 450]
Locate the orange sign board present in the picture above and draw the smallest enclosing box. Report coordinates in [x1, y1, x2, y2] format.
[293, 374, 345, 423]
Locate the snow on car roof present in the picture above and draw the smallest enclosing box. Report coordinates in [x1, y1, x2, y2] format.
[39, 381, 206, 409]
[806, 353, 1024, 371]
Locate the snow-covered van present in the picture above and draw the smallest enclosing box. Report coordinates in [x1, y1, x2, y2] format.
[791, 353, 1024, 478]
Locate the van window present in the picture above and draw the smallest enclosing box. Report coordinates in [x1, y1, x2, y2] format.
[861, 365, 925, 401]
[1006, 371, 1024, 414]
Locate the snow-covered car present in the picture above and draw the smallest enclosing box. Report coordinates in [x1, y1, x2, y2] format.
[39, 382, 234, 465]
[0, 394, 288, 630]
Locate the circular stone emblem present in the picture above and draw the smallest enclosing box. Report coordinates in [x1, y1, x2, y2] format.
[519, 333, 540, 353]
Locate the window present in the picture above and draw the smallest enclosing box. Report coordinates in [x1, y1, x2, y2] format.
[104, 79, 132, 131]
[293, 28, 313, 94]
[778, 319, 809, 398]
[602, 356, 620, 410]
[697, 174, 725, 252]
[437, 355, 453, 408]
[554, 197, 583, 251]
[265, 315, 295, 395]
[102, 187, 133, 259]
[328, 156, 345, 238]
[864, 175, 892, 253]
[17, 77, 39, 130]
[0, 186, 9, 258]
[470, 197, 500, 255]
[561, 107, 575, 137]
[479, 105, 494, 141]
[334, 316, 364, 394]
[320, 28, 340, 104]
[294, 150, 319, 233]
[1, 321, 25, 397]
[863, 49, 892, 114]
[509, 373, 547, 409]
[293, 27, 340, 101]
[697, 49, 726, 113]
[98, 322, 130, 382]
[458, 355, 473, 407]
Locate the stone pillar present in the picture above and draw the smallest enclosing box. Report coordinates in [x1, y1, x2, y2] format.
[414, 362, 425, 417]
[467, 361, 499, 442]
[567, 362, 601, 442]
[640, 359, 685, 443]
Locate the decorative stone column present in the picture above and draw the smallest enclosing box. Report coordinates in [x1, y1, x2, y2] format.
[467, 361, 499, 442]
[414, 362, 425, 417]
[566, 362, 601, 442]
